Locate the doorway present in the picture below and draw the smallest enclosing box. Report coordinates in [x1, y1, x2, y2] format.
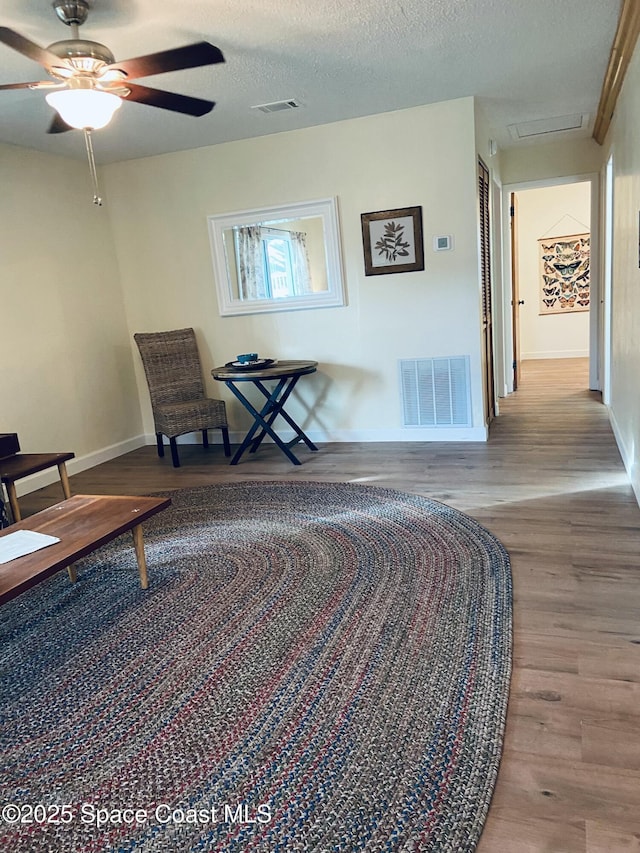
[602, 153, 614, 405]
[503, 174, 600, 394]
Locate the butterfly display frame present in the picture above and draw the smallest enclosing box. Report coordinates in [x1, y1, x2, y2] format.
[538, 232, 590, 315]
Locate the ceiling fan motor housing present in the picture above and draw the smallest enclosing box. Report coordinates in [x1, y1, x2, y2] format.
[52, 1, 90, 27]
[48, 0, 115, 76]
[47, 39, 115, 70]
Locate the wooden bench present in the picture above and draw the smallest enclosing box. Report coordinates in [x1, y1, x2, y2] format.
[0, 494, 171, 605]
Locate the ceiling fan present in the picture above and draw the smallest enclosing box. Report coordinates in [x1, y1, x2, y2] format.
[0, 0, 225, 134]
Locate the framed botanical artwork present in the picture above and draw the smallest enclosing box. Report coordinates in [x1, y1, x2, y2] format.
[361, 206, 424, 275]
[538, 233, 590, 314]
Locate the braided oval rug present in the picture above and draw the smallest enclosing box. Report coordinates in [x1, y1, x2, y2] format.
[0, 481, 512, 853]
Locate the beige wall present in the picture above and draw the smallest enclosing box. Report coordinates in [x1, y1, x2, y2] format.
[604, 40, 640, 502]
[515, 182, 591, 359]
[104, 97, 488, 442]
[0, 142, 142, 489]
[501, 137, 603, 185]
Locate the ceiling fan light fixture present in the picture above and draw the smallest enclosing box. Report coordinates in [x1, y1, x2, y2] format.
[45, 88, 121, 129]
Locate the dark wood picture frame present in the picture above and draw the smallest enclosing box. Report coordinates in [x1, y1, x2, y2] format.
[361, 206, 424, 275]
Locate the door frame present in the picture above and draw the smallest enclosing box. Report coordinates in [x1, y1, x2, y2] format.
[500, 172, 601, 394]
[510, 192, 521, 390]
[602, 152, 614, 405]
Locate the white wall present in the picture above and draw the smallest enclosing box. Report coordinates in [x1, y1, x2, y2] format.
[515, 182, 591, 359]
[604, 39, 640, 502]
[0, 142, 143, 489]
[104, 97, 488, 443]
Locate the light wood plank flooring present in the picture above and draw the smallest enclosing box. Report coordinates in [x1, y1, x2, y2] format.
[14, 358, 640, 852]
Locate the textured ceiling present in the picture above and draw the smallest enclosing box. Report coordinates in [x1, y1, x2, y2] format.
[0, 0, 622, 164]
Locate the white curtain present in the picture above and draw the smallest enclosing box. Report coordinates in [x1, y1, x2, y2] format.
[289, 231, 313, 294]
[236, 226, 266, 300]
[235, 226, 312, 298]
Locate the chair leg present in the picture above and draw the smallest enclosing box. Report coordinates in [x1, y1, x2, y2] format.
[221, 426, 231, 457]
[156, 433, 165, 458]
[169, 437, 180, 467]
[202, 429, 209, 448]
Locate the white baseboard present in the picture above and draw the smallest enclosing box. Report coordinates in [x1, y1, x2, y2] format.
[302, 427, 488, 442]
[608, 407, 640, 508]
[521, 350, 589, 360]
[148, 425, 490, 447]
[149, 426, 489, 445]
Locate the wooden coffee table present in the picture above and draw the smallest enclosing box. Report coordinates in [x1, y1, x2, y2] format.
[0, 494, 171, 605]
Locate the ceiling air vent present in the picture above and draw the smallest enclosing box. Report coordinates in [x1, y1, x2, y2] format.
[508, 113, 589, 141]
[251, 99, 302, 114]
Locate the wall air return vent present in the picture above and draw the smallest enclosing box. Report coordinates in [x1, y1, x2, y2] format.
[399, 356, 471, 428]
[507, 113, 589, 141]
[251, 99, 302, 114]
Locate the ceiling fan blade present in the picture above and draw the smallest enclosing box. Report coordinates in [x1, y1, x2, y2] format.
[47, 113, 74, 134]
[105, 41, 224, 81]
[0, 27, 68, 71]
[0, 81, 44, 90]
[124, 83, 215, 116]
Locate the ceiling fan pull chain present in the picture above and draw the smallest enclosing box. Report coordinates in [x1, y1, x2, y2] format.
[83, 128, 102, 206]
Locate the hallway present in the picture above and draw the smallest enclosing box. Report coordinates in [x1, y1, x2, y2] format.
[474, 358, 640, 850]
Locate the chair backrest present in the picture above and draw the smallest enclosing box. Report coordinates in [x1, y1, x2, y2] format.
[134, 328, 207, 408]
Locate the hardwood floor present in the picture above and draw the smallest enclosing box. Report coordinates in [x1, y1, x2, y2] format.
[15, 358, 640, 852]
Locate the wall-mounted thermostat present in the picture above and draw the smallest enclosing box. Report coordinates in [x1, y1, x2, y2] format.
[433, 235, 453, 252]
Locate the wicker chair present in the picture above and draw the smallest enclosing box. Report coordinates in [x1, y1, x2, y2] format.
[134, 328, 231, 468]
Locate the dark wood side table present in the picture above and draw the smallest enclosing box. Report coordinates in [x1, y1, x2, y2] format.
[0, 451, 75, 523]
[211, 360, 318, 465]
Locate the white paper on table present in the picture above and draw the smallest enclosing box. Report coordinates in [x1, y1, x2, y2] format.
[0, 530, 61, 564]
